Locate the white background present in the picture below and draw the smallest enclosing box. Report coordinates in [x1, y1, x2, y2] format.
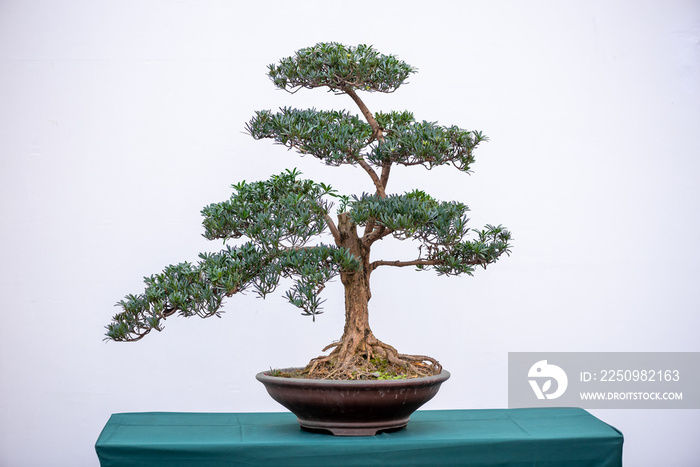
[1, 1, 699, 465]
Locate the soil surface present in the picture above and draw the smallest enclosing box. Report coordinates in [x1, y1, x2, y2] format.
[273, 354, 442, 380]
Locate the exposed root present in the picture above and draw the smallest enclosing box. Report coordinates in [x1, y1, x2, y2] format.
[290, 334, 442, 380]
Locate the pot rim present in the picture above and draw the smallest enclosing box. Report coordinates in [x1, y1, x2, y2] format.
[256, 367, 450, 387]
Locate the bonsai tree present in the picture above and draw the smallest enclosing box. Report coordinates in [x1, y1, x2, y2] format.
[106, 43, 511, 380]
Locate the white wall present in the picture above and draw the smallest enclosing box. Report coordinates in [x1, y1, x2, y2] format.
[1, 1, 699, 465]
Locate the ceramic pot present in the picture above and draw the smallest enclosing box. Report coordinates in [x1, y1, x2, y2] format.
[256, 368, 450, 436]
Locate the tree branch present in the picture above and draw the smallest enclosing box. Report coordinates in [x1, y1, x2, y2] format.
[363, 226, 392, 246]
[380, 162, 391, 190]
[356, 158, 386, 198]
[344, 87, 394, 245]
[344, 87, 385, 144]
[369, 258, 445, 273]
[120, 330, 151, 342]
[363, 218, 376, 238]
[344, 86, 390, 199]
[324, 214, 342, 245]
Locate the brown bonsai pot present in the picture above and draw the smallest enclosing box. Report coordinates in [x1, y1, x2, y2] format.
[256, 368, 450, 436]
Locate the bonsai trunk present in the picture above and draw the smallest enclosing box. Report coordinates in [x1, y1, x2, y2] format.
[304, 213, 442, 379]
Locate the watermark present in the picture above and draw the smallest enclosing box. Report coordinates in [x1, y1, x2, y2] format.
[508, 352, 700, 409]
[528, 360, 568, 400]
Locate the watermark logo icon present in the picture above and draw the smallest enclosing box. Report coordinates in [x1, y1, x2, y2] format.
[528, 360, 568, 400]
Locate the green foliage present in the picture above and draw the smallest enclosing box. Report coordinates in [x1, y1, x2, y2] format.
[349, 191, 511, 275]
[106, 237, 360, 341]
[429, 224, 512, 276]
[247, 107, 486, 173]
[349, 190, 469, 243]
[371, 111, 487, 172]
[202, 168, 334, 249]
[245, 108, 372, 166]
[107, 169, 362, 341]
[268, 42, 415, 93]
[106, 243, 265, 341]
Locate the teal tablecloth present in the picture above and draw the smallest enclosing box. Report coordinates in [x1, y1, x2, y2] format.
[95, 408, 623, 466]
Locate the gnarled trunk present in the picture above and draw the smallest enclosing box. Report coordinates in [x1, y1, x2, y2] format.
[338, 212, 373, 352]
[303, 213, 441, 379]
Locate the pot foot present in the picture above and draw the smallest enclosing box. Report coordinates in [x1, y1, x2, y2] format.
[299, 420, 408, 436]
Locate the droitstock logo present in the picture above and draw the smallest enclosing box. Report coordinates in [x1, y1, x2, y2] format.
[509, 352, 700, 408]
[528, 360, 568, 400]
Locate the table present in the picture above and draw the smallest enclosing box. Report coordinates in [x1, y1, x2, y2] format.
[95, 408, 623, 466]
